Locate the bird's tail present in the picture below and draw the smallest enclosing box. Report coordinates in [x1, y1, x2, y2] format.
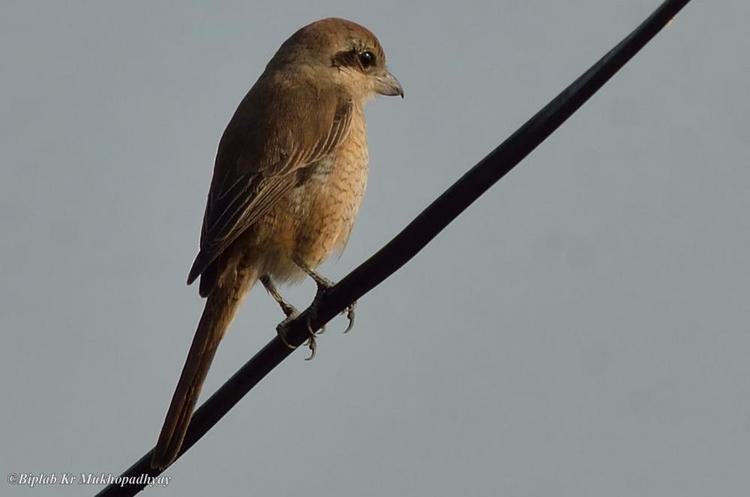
[151, 271, 254, 469]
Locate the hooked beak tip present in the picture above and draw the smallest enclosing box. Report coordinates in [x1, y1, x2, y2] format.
[376, 71, 404, 98]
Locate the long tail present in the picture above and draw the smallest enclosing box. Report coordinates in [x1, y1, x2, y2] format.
[151, 271, 254, 469]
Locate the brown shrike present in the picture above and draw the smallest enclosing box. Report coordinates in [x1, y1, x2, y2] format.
[152, 18, 403, 469]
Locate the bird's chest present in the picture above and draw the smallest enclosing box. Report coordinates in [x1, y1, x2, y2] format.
[252, 113, 369, 275]
[290, 123, 369, 258]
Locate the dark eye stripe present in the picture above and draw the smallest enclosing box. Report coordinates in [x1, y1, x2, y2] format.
[332, 49, 357, 68]
[332, 48, 377, 71]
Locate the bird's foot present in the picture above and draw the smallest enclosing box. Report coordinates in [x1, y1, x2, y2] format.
[301, 287, 329, 360]
[264, 274, 315, 353]
[309, 274, 356, 335]
[275, 310, 322, 361]
[276, 310, 300, 350]
[291, 258, 359, 353]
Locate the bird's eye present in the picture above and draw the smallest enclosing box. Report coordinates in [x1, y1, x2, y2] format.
[358, 50, 376, 69]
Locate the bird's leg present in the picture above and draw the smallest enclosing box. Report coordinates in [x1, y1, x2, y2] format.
[261, 274, 320, 359]
[261, 275, 310, 352]
[293, 256, 357, 336]
[260, 275, 297, 318]
[280, 258, 325, 360]
[293, 256, 335, 291]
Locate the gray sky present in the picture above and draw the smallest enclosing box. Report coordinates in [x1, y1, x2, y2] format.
[2, 1, 749, 496]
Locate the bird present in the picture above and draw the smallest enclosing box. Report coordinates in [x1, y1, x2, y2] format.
[151, 17, 403, 470]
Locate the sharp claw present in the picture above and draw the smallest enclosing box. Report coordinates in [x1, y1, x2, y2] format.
[307, 319, 314, 336]
[303, 311, 326, 360]
[304, 335, 317, 360]
[307, 311, 328, 334]
[343, 301, 357, 334]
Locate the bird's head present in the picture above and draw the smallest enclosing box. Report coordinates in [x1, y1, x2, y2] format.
[269, 17, 404, 102]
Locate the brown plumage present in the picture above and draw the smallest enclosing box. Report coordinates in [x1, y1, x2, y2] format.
[152, 17, 402, 469]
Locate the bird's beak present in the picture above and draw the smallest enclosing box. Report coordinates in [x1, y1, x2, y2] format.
[375, 69, 404, 98]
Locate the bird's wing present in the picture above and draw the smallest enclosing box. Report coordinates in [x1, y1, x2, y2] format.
[187, 85, 354, 287]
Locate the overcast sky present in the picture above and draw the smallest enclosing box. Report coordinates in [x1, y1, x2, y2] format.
[2, 1, 749, 496]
